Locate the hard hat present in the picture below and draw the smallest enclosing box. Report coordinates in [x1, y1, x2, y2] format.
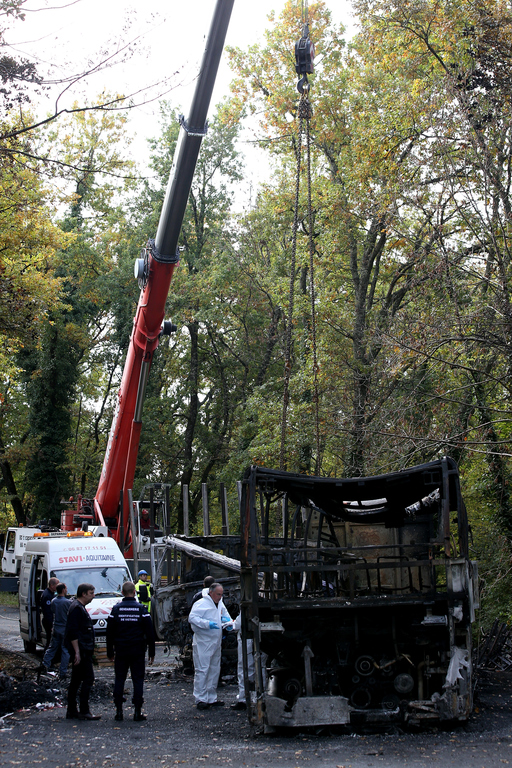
[138, 570, 148, 576]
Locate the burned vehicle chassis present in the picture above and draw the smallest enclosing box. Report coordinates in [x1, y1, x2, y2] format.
[239, 458, 478, 730]
[151, 535, 241, 678]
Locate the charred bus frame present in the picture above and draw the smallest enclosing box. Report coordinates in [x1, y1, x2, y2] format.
[239, 457, 478, 730]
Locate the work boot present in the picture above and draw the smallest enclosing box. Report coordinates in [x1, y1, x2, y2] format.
[134, 706, 146, 721]
[115, 706, 123, 721]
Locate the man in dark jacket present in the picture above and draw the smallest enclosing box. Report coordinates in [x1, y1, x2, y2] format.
[40, 577, 59, 650]
[107, 581, 155, 722]
[42, 582, 70, 680]
[191, 575, 215, 606]
[65, 583, 100, 721]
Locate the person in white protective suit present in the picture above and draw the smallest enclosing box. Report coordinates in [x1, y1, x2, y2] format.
[188, 582, 233, 710]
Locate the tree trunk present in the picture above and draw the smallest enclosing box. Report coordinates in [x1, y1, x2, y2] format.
[179, 321, 199, 532]
[0, 430, 27, 525]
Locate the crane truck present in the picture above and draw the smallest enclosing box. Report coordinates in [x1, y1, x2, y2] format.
[3, 0, 235, 651]
[86, 0, 235, 552]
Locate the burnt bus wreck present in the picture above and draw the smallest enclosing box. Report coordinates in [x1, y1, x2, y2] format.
[239, 458, 478, 730]
[151, 535, 241, 677]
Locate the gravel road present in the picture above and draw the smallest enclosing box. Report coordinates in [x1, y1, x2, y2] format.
[1, 605, 512, 768]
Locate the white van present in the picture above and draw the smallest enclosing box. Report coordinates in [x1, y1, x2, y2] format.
[19, 532, 131, 653]
[2, 524, 109, 576]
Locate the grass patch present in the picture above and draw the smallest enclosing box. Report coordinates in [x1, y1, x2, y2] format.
[0, 592, 18, 607]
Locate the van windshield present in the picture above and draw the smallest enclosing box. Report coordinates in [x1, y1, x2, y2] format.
[50, 566, 132, 597]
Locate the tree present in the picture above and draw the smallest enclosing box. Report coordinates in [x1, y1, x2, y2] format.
[227, 1, 455, 476]
[128, 103, 245, 531]
[0, 0, 184, 158]
[350, 0, 512, 534]
[0, 109, 73, 524]
[0, 102, 135, 523]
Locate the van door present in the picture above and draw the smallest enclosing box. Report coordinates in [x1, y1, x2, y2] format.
[28, 554, 44, 645]
[19, 556, 31, 640]
[19, 553, 45, 652]
[19, 553, 39, 652]
[1, 529, 17, 575]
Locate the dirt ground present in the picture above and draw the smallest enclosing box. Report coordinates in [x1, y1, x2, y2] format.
[1, 615, 512, 768]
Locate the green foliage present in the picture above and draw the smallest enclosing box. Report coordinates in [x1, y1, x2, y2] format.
[23, 319, 82, 521]
[4, 0, 512, 640]
[463, 458, 512, 631]
[0, 101, 136, 524]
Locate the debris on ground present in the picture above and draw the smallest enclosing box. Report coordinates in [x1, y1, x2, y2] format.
[0, 649, 113, 716]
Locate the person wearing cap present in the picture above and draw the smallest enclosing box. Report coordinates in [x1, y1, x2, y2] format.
[135, 570, 153, 613]
[139, 509, 151, 531]
[138, 508, 164, 537]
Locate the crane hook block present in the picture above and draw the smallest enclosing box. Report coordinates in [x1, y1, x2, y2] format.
[295, 23, 315, 77]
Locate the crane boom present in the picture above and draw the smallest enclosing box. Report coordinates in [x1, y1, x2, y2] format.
[94, 0, 235, 542]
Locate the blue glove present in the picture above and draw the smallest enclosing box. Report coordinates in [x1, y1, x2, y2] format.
[221, 616, 231, 623]
[224, 624, 233, 632]
[209, 621, 219, 629]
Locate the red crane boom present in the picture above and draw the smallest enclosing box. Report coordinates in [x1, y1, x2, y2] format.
[93, 0, 235, 544]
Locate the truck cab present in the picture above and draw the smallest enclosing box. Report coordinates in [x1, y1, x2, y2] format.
[2, 527, 43, 576]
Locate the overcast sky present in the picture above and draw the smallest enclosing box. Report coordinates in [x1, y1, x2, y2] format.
[8, 0, 355, 202]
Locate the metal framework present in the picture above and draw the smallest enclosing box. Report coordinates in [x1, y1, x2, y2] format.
[239, 458, 478, 729]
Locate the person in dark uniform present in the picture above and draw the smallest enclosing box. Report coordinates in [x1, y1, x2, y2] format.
[65, 583, 100, 721]
[191, 575, 215, 606]
[40, 577, 59, 650]
[42, 582, 70, 680]
[106, 580, 155, 722]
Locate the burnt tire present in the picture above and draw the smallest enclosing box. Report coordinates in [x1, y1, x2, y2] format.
[23, 639, 37, 654]
[150, 597, 163, 641]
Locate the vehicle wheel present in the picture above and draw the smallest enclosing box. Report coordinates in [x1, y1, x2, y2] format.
[23, 639, 37, 654]
[150, 598, 163, 641]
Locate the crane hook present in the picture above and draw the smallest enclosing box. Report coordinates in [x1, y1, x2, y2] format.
[297, 74, 309, 95]
[295, 22, 314, 94]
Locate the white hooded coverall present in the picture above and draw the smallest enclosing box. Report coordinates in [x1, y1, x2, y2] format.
[233, 614, 267, 702]
[234, 613, 254, 702]
[188, 594, 231, 704]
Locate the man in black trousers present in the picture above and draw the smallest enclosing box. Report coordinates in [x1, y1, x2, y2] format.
[40, 577, 59, 650]
[107, 580, 155, 722]
[65, 583, 100, 720]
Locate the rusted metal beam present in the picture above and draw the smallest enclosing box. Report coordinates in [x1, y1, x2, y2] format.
[162, 534, 240, 573]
